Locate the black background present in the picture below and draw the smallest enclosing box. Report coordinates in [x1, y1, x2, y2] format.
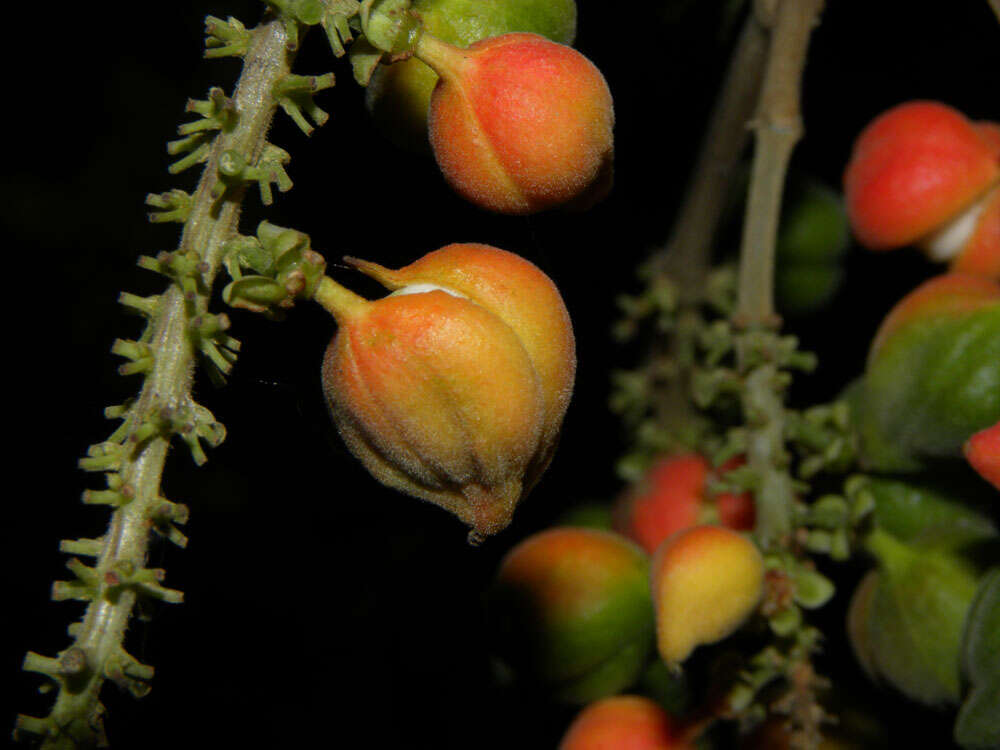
[3, 1, 999, 747]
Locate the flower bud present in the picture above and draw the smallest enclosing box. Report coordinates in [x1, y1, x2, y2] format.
[651, 526, 764, 666]
[366, 0, 577, 151]
[613, 454, 755, 555]
[559, 695, 690, 750]
[320, 244, 574, 539]
[416, 32, 614, 214]
[489, 528, 655, 703]
[853, 273, 1000, 471]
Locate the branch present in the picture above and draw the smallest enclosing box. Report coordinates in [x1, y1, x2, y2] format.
[649, 10, 770, 297]
[16, 17, 299, 748]
[734, 0, 823, 329]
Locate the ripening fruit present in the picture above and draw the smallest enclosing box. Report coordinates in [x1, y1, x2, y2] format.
[489, 528, 655, 703]
[965, 421, 1000, 491]
[320, 244, 574, 539]
[843, 101, 1000, 278]
[416, 32, 614, 214]
[613, 454, 754, 555]
[365, 0, 577, 151]
[559, 695, 690, 750]
[651, 526, 764, 666]
[852, 273, 1000, 471]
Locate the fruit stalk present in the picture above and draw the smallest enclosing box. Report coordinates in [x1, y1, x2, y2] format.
[16, 18, 298, 747]
[735, 0, 823, 550]
[649, 10, 770, 296]
[735, 0, 824, 329]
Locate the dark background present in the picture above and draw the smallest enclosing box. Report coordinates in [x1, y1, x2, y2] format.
[4, 1, 999, 747]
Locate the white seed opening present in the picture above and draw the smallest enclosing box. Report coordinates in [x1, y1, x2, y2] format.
[389, 283, 468, 299]
[920, 189, 993, 261]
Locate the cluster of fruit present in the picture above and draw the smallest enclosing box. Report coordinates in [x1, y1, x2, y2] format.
[319, 0, 1000, 740]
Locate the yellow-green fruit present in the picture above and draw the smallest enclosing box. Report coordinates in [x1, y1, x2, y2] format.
[366, 0, 577, 151]
[651, 525, 764, 666]
[321, 244, 574, 539]
[489, 528, 655, 703]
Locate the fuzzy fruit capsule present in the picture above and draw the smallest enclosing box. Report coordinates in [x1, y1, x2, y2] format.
[418, 32, 614, 214]
[320, 244, 574, 539]
[365, 0, 577, 151]
[559, 695, 690, 750]
[651, 526, 764, 666]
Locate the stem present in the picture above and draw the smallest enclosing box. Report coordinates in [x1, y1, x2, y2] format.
[314, 275, 370, 321]
[738, 0, 823, 547]
[735, 0, 823, 329]
[413, 32, 466, 80]
[990, 0, 1000, 24]
[21, 18, 296, 747]
[649, 10, 770, 297]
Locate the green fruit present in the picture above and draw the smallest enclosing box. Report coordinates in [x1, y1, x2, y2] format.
[865, 476, 997, 551]
[488, 527, 654, 703]
[366, 0, 577, 150]
[775, 180, 850, 315]
[856, 296, 1000, 471]
[956, 568, 1000, 749]
[863, 530, 981, 705]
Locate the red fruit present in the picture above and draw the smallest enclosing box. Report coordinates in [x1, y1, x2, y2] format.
[614, 454, 755, 555]
[976, 121, 1000, 158]
[416, 32, 614, 214]
[559, 695, 690, 750]
[843, 101, 1000, 275]
[951, 185, 1000, 278]
[965, 421, 1000, 491]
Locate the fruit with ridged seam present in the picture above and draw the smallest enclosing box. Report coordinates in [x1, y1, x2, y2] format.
[365, 0, 577, 151]
[318, 243, 574, 539]
[416, 32, 614, 214]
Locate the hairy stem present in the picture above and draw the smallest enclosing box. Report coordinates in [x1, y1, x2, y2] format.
[649, 10, 770, 296]
[18, 18, 296, 748]
[735, 0, 823, 329]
